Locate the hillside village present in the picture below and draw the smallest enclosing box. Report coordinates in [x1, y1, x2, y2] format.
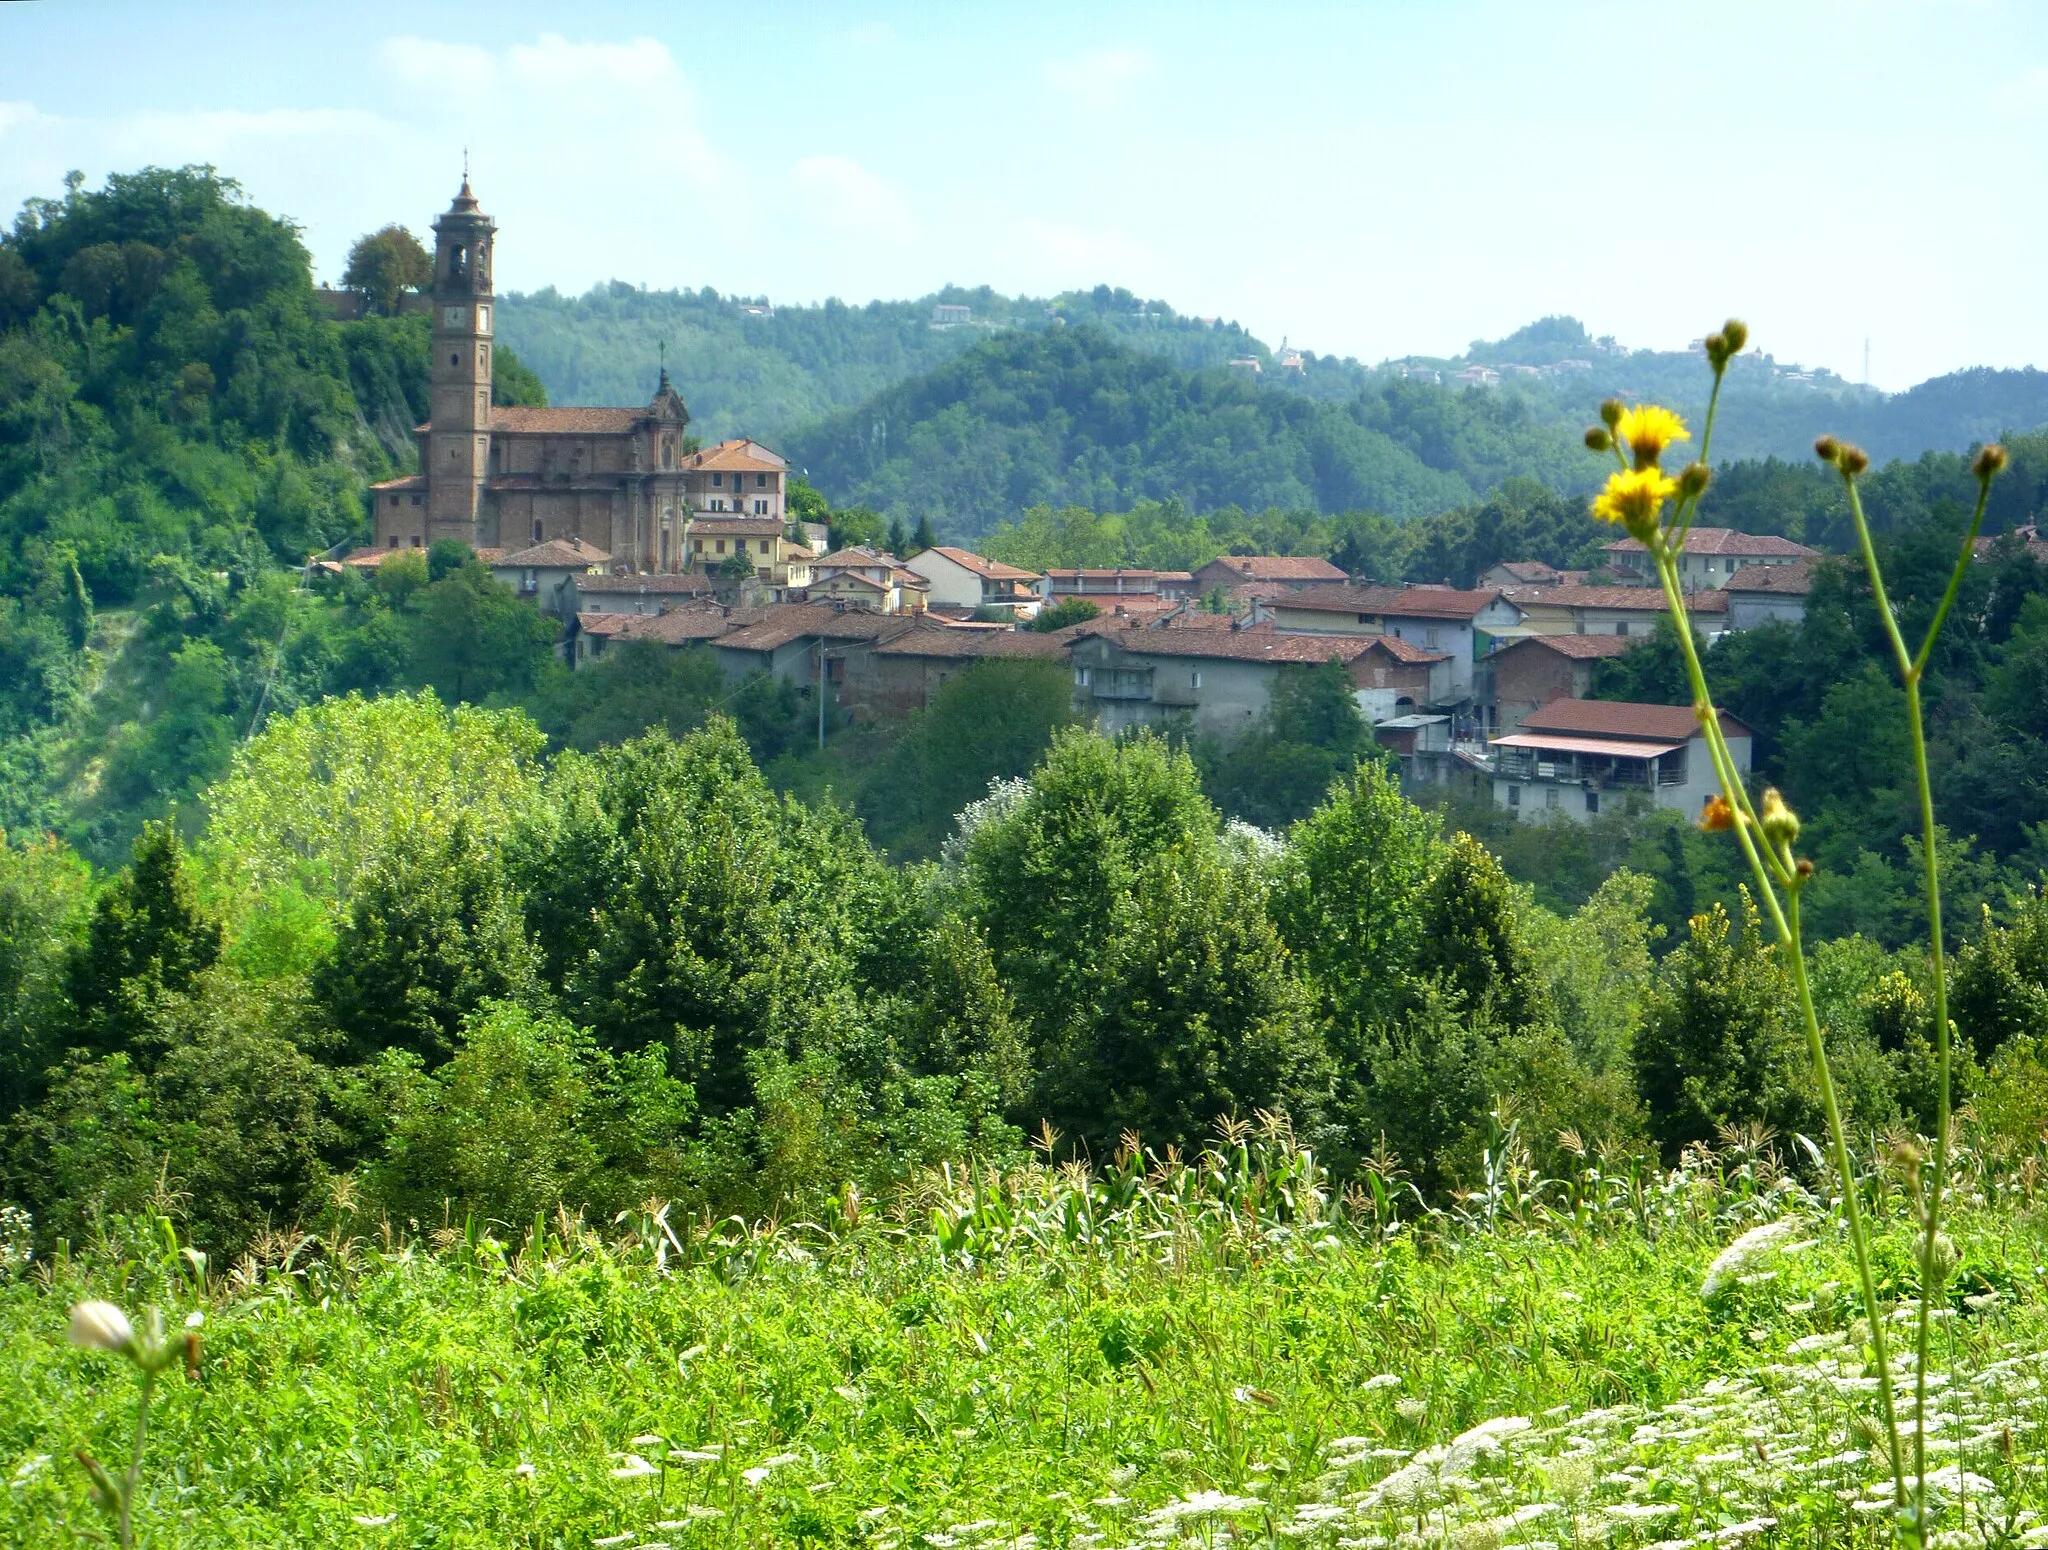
[319, 177, 1831, 830]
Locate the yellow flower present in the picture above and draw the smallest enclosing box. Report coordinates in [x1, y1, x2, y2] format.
[1592, 467, 1676, 538]
[1614, 405, 1690, 469]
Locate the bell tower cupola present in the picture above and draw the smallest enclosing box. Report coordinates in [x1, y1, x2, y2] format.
[426, 171, 497, 545]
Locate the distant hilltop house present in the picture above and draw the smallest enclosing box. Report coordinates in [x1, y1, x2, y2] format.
[1599, 528, 1818, 591]
[931, 303, 972, 327]
[361, 176, 793, 578]
[1190, 554, 1347, 592]
[1722, 559, 1815, 630]
[1490, 699, 1752, 824]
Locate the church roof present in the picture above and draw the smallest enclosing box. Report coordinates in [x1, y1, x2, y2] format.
[686, 438, 788, 472]
[488, 406, 646, 435]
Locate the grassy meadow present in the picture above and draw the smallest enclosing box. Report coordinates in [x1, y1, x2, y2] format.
[5, 1134, 2047, 1549]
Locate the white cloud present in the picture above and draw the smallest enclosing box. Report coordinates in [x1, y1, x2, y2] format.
[504, 34, 683, 95]
[378, 36, 495, 95]
[1991, 65, 2048, 115]
[107, 107, 391, 161]
[0, 101, 53, 137]
[793, 154, 915, 240]
[1043, 48, 1156, 109]
[1013, 217, 1152, 275]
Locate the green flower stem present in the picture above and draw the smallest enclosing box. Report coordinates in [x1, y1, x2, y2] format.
[1841, 469, 1992, 1529]
[1650, 541, 1907, 1508]
[121, 1366, 154, 1550]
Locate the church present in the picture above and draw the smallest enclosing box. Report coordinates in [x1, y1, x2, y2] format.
[368, 178, 788, 573]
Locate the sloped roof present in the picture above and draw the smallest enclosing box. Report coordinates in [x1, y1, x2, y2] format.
[1489, 560, 1564, 583]
[1501, 633, 1637, 661]
[1358, 634, 1452, 664]
[921, 546, 1043, 582]
[1203, 554, 1349, 582]
[1272, 584, 1510, 621]
[490, 406, 645, 435]
[494, 537, 612, 568]
[1506, 584, 1728, 614]
[1046, 567, 1159, 581]
[1514, 698, 1750, 741]
[715, 605, 917, 653]
[1601, 527, 1819, 559]
[874, 624, 1071, 660]
[1724, 560, 1816, 595]
[370, 474, 427, 492]
[814, 546, 900, 568]
[1078, 626, 1381, 665]
[576, 610, 730, 644]
[690, 516, 785, 539]
[685, 437, 787, 472]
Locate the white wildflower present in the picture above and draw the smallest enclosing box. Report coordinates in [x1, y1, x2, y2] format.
[1363, 1373, 1401, 1391]
[11, 1455, 52, 1485]
[610, 1455, 658, 1479]
[514, 1462, 535, 1478]
[183, 1310, 204, 1329]
[1142, 1490, 1261, 1524]
[667, 1449, 720, 1465]
[629, 1433, 664, 1448]
[353, 1514, 397, 1528]
[592, 1535, 634, 1547]
[1701, 1220, 1803, 1298]
[67, 1300, 135, 1354]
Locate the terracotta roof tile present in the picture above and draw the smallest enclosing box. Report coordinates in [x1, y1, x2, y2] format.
[490, 406, 645, 435]
[1506, 584, 1728, 614]
[1502, 633, 1637, 660]
[921, 546, 1043, 582]
[495, 537, 612, 568]
[1206, 554, 1349, 582]
[1601, 527, 1819, 559]
[690, 516, 785, 538]
[1724, 560, 1816, 595]
[576, 573, 715, 599]
[576, 610, 730, 644]
[1273, 584, 1510, 621]
[1076, 626, 1382, 665]
[684, 437, 787, 472]
[370, 474, 427, 492]
[874, 624, 1071, 660]
[715, 605, 918, 653]
[1515, 698, 1750, 740]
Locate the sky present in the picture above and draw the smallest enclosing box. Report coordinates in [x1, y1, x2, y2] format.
[1, 0, 2043, 390]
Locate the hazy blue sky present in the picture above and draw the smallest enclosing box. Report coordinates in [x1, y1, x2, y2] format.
[2, 1, 2042, 388]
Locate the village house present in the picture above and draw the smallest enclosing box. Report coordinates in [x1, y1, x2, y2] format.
[1599, 528, 1819, 590]
[841, 621, 1072, 718]
[709, 605, 917, 698]
[1068, 622, 1391, 737]
[1476, 560, 1589, 589]
[1502, 583, 1727, 638]
[1722, 560, 1815, 630]
[1489, 698, 1751, 823]
[1347, 634, 1458, 720]
[681, 438, 787, 521]
[905, 546, 1044, 619]
[570, 607, 730, 666]
[1248, 585, 1525, 702]
[686, 516, 815, 597]
[1487, 633, 1634, 733]
[485, 537, 610, 618]
[1189, 554, 1348, 593]
[808, 546, 929, 613]
[1041, 568, 1160, 600]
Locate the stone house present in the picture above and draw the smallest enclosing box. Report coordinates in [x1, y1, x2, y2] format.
[841, 621, 1071, 718]
[710, 605, 916, 693]
[486, 537, 610, 618]
[1502, 584, 1727, 638]
[1250, 585, 1525, 701]
[571, 572, 716, 616]
[1189, 554, 1348, 593]
[1723, 560, 1814, 630]
[1067, 623, 1389, 737]
[1489, 699, 1751, 824]
[571, 607, 730, 665]
[1488, 633, 1634, 733]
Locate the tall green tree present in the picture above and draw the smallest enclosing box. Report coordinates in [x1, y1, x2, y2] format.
[341, 224, 430, 316]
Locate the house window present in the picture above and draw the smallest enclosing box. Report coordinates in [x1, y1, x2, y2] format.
[759, 541, 770, 554]
[754, 499, 768, 514]
[387, 535, 398, 548]
[1425, 627, 1440, 648]
[450, 353, 460, 367]
[1616, 622, 1629, 635]
[1586, 790, 1600, 814]
[1191, 670, 1203, 689]
[411, 495, 422, 506]
[387, 495, 398, 508]
[1508, 785, 1521, 808]
[757, 473, 768, 487]
[715, 539, 726, 554]
[533, 519, 544, 541]
[1076, 667, 1091, 686]
[1545, 787, 1560, 809]
[713, 473, 724, 487]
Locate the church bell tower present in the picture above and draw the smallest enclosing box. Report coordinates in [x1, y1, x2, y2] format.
[427, 174, 496, 545]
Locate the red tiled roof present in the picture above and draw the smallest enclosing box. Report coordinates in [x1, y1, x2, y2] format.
[715, 605, 917, 653]
[1601, 527, 1819, 559]
[1501, 633, 1637, 661]
[1490, 561, 1563, 583]
[690, 516, 785, 539]
[1273, 584, 1509, 621]
[370, 474, 426, 492]
[337, 546, 404, 568]
[1076, 625, 1382, 665]
[921, 546, 1043, 582]
[491, 406, 646, 435]
[1204, 554, 1349, 582]
[1506, 584, 1728, 614]
[1724, 560, 1815, 595]
[814, 546, 900, 568]
[494, 537, 611, 569]
[1514, 698, 1750, 740]
[1359, 635, 1451, 664]
[1046, 567, 1159, 582]
[874, 624, 1071, 660]
[685, 437, 787, 472]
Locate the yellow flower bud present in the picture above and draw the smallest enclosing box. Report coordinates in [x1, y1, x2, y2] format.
[1720, 319, 1749, 355]
[1814, 435, 1841, 465]
[1704, 332, 1729, 369]
[1699, 794, 1735, 833]
[1584, 426, 1612, 453]
[1839, 443, 1870, 475]
[1678, 463, 1711, 500]
[1599, 399, 1625, 430]
[1973, 443, 2009, 480]
[1760, 787, 1800, 847]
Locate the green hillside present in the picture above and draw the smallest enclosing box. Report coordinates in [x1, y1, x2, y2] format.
[779, 325, 1594, 535]
[494, 281, 1268, 443]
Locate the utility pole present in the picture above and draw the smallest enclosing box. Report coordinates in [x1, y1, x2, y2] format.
[817, 636, 826, 750]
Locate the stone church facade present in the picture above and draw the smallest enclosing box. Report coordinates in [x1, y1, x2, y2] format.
[369, 179, 787, 573]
